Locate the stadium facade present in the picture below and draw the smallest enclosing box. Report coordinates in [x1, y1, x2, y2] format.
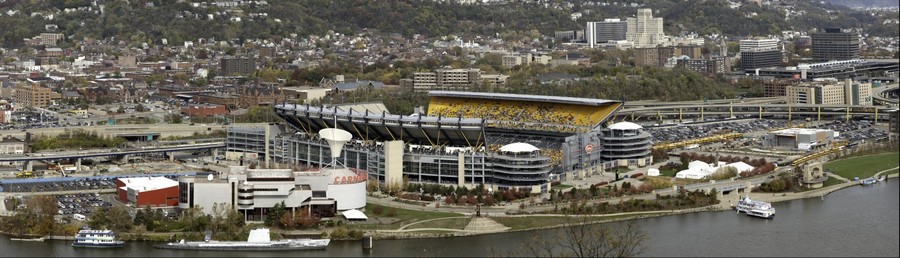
[227, 91, 653, 193]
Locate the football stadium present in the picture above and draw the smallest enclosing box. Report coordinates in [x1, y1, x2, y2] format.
[234, 91, 652, 193]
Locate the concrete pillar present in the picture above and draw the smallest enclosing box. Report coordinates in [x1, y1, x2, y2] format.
[168, 152, 174, 162]
[26, 160, 33, 171]
[457, 151, 465, 187]
[213, 148, 219, 159]
[76, 158, 82, 169]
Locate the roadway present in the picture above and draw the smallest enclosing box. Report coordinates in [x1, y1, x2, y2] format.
[0, 123, 226, 139]
[872, 83, 899, 105]
[0, 142, 225, 162]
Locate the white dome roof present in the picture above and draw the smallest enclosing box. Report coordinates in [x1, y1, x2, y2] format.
[499, 142, 540, 153]
[608, 122, 642, 130]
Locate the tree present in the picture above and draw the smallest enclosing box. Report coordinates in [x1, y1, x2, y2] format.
[107, 206, 133, 232]
[265, 201, 287, 227]
[509, 218, 646, 257]
[164, 114, 183, 124]
[87, 207, 108, 230]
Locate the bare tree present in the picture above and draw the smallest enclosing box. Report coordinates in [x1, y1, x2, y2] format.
[507, 216, 646, 258]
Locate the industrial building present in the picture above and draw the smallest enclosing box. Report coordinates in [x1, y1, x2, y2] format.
[115, 177, 180, 208]
[763, 128, 837, 151]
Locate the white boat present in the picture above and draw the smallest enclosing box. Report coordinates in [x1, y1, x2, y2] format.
[155, 228, 329, 251]
[735, 195, 775, 219]
[72, 229, 125, 248]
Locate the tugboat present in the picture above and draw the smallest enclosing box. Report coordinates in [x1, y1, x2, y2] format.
[734, 195, 775, 219]
[155, 228, 329, 251]
[72, 228, 125, 248]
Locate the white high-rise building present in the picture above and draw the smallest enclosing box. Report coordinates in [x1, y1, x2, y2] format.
[586, 19, 627, 48]
[626, 9, 664, 48]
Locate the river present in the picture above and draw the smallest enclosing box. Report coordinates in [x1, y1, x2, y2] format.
[2, 180, 897, 257]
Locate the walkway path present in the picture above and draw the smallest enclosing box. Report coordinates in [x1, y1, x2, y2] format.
[397, 216, 467, 231]
[463, 217, 509, 232]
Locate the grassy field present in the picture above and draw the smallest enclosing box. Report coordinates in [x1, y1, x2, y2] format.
[887, 168, 899, 176]
[349, 204, 462, 230]
[404, 217, 470, 230]
[821, 177, 845, 188]
[492, 214, 641, 231]
[824, 152, 899, 179]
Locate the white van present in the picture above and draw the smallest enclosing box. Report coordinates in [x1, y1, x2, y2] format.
[73, 214, 86, 221]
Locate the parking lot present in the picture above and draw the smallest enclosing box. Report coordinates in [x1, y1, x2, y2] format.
[0, 177, 117, 193]
[55, 192, 112, 216]
[646, 119, 790, 143]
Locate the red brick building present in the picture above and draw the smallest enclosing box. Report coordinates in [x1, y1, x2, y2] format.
[115, 177, 179, 207]
[181, 104, 228, 117]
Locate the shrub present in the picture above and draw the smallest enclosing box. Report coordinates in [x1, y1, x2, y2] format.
[630, 173, 644, 178]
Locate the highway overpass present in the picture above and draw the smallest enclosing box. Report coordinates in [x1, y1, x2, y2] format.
[0, 142, 225, 163]
[617, 103, 894, 122]
[873, 83, 899, 106]
[0, 124, 226, 139]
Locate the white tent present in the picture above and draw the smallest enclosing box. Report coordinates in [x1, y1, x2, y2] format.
[342, 209, 368, 221]
[647, 168, 660, 176]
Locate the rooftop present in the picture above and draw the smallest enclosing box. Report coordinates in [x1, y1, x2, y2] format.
[117, 176, 179, 192]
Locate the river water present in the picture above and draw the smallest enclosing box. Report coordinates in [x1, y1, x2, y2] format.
[2, 180, 897, 257]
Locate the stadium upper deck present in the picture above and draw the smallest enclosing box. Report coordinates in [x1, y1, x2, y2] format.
[427, 91, 622, 133]
[275, 103, 486, 147]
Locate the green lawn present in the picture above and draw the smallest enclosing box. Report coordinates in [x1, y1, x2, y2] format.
[824, 152, 900, 179]
[404, 217, 470, 230]
[821, 177, 845, 188]
[350, 204, 462, 230]
[492, 214, 640, 231]
[888, 169, 899, 176]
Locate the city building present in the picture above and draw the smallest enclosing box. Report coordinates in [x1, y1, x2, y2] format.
[811, 28, 860, 62]
[740, 38, 781, 70]
[402, 68, 506, 92]
[220, 57, 257, 76]
[762, 78, 800, 97]
[626, 9, 665, 48]
[634, 45, 703, 67]
[554, 30, 584, 42]
[14, 84, 54, 108]
[586, 19, 627, 48]
[0, 135, 25, 166]
[115, 177, 180, 208]
[180, 104, 228, 117]
[501, 53, 552, 67]
[675, 57, 728, 75]
[763, 128, 837, 150]
[179, 128, 366, 220]
[281, 86, 331, 103]
[785, 78, 872, 105]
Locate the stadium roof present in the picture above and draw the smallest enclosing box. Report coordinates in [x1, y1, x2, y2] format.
[428, 91, 620, 106]
[500, 142, 540, 153]
[608, 122, 642, 130]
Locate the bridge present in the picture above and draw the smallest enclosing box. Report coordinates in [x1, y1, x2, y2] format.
[0, 142, 225, 171]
